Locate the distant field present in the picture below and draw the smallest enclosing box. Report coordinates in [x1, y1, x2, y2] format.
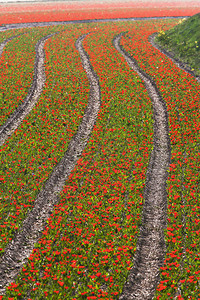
[0, 2, 199, 300]
[0, 0, 200, 25]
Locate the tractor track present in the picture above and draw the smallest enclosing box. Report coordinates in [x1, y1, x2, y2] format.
[113, 32, 171, 300]
[0, 16, 185, 32]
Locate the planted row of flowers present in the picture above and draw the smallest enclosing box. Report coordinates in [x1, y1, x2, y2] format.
[0, 29, 24, 44]
[121, 19, 199, 299]
[0, 24, 92, 253]
[1, 21, 156, 299]
[0, 26, 60, 127]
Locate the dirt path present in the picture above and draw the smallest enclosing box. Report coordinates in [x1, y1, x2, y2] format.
[0, 16, 185, 32]
[0, 32, 101, 295]
[113, 33, 171, 300]
[0, 32, 59, 147]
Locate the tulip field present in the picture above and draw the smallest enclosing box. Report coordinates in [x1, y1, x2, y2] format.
[0, 14, 199, 300]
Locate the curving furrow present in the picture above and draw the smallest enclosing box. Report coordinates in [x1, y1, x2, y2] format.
[113, 33, 171, 300]
[0, 33, 101, 295]
[0, 32, 58, 147]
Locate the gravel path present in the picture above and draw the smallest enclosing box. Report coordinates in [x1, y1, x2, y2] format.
[0, 32, 101, 295]
[113, 33, 171, 300]
[149, 33, 200, 83]
[0, 34, 24, 57]
[0, 32, 59, 147]
[0, 16, 185, 32]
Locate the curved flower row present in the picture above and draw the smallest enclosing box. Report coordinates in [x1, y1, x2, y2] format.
[0, 31, 59, 147]
[0, 33, 23, 58]
[0, 27, 59, 128]
[121, 19, 199, 300]
[114, 32, 171, 300]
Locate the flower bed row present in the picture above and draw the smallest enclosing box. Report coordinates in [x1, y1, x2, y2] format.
[0, 26, 59, 127]
[0, 29, 24, 43]
[121, 19, 200, 299]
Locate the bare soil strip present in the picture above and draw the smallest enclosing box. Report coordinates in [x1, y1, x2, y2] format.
[0, 32, 101, 295]
[0, 16, 185, 32]
[149, 33, 200, 83]
[0, 34, 23, 57]
[0, 32, 58, 147]
[113, 33, 171, 300]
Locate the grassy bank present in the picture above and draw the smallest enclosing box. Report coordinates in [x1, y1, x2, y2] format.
[155, 13, 200, 76]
